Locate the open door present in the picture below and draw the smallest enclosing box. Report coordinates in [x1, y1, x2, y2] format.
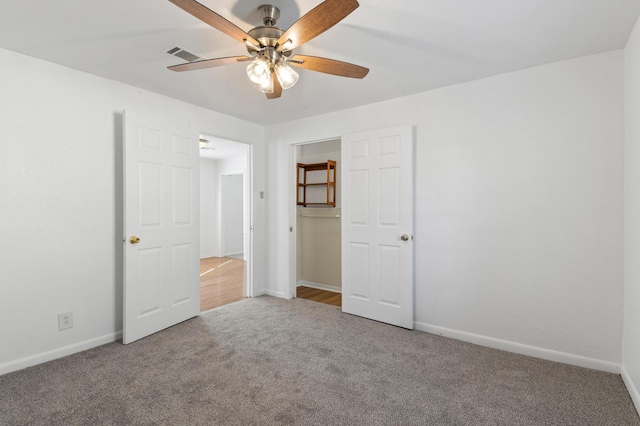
[123, 111, 200, 344]
[341, 125, 414, 329]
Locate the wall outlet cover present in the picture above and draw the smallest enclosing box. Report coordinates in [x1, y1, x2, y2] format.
[58, 312, 73, 330]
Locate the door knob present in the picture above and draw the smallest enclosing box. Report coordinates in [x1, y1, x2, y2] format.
[400, 234, 409, 241]
[129, 236, 140, 244]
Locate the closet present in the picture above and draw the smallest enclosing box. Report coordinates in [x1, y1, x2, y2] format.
[295, 140, 342, 297]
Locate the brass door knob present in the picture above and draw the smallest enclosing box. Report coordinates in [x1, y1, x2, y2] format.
[400, 234, 409, 241]
[129, 236, 140, 244]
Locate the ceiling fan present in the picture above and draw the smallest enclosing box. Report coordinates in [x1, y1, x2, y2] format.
[167, 0, 369, 99]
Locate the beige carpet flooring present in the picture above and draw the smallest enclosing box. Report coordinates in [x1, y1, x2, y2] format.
[0, 296, 638, 425]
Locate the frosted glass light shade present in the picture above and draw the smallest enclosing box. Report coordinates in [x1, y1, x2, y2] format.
[246, 59, 270, 85]
[275, 62, 299, 90]
[254, 74, 274, 93]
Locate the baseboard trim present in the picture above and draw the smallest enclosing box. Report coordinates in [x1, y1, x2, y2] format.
[200, 253, 220, 259]
[0, 331, 122, 376]
[414, 322, 621, 374]
[297, 280, 342, 294]
[264, 289, 285, 298]
[622, 366, 640, 416]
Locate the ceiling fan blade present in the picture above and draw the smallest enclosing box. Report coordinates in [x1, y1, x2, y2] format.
[168, 0, 260, 46]
[290, 55, 369, 79]
[266, 76, 283, 99]
[276, 0, 359, 52]
[168, 56, 252, 72]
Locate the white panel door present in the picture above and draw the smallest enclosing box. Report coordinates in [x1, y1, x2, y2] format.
[342, 125, 414, 329]
[123, 111, 200, 344]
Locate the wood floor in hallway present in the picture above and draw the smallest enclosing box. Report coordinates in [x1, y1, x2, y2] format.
[200, 256, 246, 312]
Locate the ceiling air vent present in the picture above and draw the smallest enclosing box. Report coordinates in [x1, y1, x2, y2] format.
[166, 45, 205, 62]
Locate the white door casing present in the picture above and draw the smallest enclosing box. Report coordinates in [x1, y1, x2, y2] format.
[341, 125, 414, 329]
[123, 111, 200, 344]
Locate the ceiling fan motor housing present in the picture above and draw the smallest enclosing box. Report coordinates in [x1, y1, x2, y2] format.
[257, 4, 280, 26]
[248, 26, 284, 48]
[247, 25, 292, 58]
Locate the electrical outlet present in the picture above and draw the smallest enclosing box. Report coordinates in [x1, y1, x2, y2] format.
[58, 312, 73, 331]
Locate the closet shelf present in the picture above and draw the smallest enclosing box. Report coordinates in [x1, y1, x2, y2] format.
[297, 160, 336, 207]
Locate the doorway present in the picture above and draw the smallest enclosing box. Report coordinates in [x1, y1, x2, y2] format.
[199, 134, 251, 311]
[284, 125, 415, 329]
[292, 139, 343, 308]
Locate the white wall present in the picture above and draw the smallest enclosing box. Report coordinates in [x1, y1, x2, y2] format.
[0, 47, 266, 374]
[623, 14, 640, 413]
[200, 159, 219, 258]
[217, 155, 247, 173]
[297, 208, 342, 290]
[266, 50, 625, 371]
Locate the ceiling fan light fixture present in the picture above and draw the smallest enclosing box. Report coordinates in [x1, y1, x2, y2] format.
[254, 73, 275, 93]
[275, 62, 299, 90]
[246, 58, 270, 85]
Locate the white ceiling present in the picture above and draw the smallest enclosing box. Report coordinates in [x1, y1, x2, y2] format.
[1, 1, 638, 126]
